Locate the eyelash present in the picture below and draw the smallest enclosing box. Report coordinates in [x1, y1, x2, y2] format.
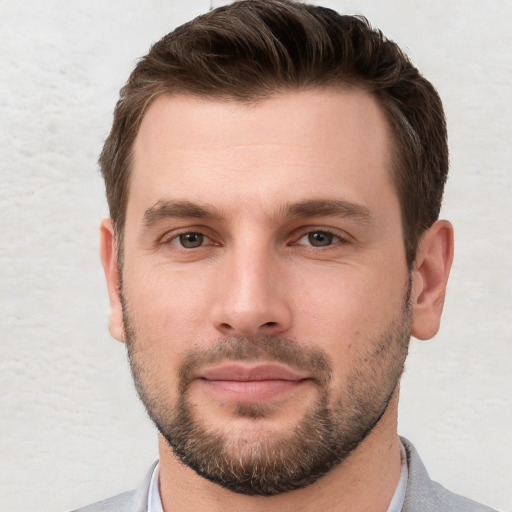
[161, 227, 349, 250]
[162, 231, 216, 249]
[294, 229, 346, 248]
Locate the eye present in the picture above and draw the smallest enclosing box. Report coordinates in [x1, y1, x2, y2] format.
[297, 230, 341, 247]
[170, 232, 209, 249]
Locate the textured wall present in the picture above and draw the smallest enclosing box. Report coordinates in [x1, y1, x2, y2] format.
[1, 1, 510, 511]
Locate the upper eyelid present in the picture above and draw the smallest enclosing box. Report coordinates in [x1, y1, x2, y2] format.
[292, 226, 352, 241]
[159, 226, 213, 241]
[162, 231, 216, 251]
[299, 229, 341, 237]
[295, 233, 345, 248]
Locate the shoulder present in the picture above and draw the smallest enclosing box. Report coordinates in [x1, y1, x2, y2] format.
[70, 490, 135, 512]
[401, 437, 498, 512]
[428, 480, 499, 512]
[69, 462, 157, 512]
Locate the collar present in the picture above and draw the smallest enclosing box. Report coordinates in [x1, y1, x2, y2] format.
[147, 463, 164, 512]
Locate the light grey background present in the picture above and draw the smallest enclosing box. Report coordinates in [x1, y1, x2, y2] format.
[1, 1, 510, 511]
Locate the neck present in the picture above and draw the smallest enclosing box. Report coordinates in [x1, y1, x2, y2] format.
[158, 392, 402, 512]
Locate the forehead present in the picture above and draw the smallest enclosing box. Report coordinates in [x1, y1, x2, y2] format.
[134, 88, 390, 156]
[128, 89, 396, 219]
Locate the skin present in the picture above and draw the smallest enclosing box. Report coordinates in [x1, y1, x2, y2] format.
[101, 89, 454, 511]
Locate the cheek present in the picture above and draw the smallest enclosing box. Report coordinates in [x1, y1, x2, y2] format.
[123, 275, 201, 404]
[125, 258, 210, 310]
[122, 265, 215, 362]
[293, 265, 406, 328]
[289, 264, 409, 370]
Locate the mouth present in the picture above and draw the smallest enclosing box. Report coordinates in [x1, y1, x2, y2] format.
[196, 363, 311, 402]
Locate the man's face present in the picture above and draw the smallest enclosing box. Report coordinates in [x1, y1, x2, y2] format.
[114, 90, 412, 494]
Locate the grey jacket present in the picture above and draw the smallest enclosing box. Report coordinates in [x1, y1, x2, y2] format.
[72, 438, 498, 512]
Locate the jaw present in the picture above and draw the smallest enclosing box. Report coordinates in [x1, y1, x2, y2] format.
[156, 388, 402, 512]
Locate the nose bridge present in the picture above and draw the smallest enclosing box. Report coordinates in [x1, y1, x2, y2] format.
[232, 241, 273, 308]
[212, 236, 291, 336]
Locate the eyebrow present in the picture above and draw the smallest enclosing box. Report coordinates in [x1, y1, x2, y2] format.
[143, 200, 223, 226]
[142, 198, 373, 227]
[283, 199, 374, 223]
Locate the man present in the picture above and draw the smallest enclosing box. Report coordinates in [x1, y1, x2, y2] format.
[74, 1, 497, 511]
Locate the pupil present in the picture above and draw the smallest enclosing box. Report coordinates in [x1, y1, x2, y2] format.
[309, 232, 332, 246]
[180, 233, 203, 248]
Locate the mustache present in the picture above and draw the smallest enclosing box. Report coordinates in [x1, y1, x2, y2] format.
[177, 335, 333, 391]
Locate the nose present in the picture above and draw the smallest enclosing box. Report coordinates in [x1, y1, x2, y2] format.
[210, 244, 292, 337]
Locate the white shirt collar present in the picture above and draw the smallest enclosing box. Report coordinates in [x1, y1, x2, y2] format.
[386, 440, 409, 512]
[147, 463, 164, 512]
[147, 441, 408, 512]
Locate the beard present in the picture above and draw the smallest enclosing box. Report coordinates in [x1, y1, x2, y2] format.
[123, 282, 411, 496]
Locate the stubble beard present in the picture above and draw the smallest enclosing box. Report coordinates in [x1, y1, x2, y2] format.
[123, 284, 412, 496]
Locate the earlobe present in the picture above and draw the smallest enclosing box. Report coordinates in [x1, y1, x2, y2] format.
[411, 220, 454, 340]
[99, 218, 125, 343]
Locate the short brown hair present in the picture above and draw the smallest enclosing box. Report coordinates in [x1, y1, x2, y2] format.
[100, 0, 448, 267]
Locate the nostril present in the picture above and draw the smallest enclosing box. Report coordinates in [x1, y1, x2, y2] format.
[263, 321, 277, 327]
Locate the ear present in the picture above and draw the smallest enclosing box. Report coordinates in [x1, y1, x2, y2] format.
[411, 220, 454, 340]
[99, 218, 125, 343]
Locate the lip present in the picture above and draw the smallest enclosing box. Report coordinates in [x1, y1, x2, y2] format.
[198, 363, 309, 381]
[196, 363, 311, 402]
